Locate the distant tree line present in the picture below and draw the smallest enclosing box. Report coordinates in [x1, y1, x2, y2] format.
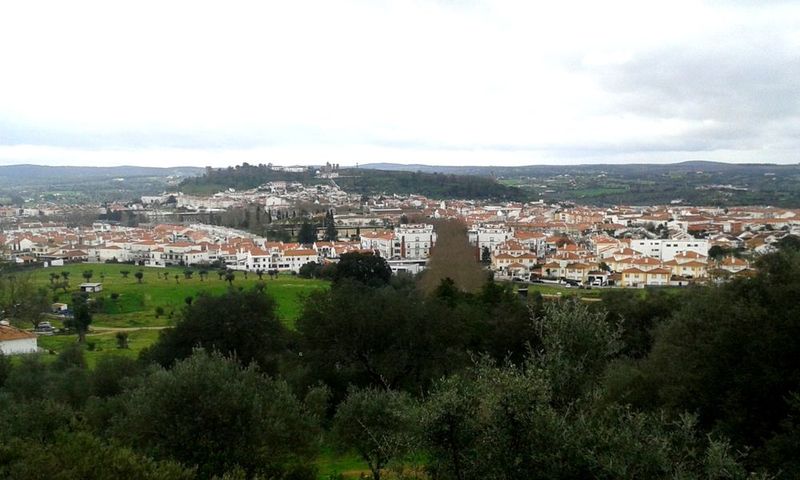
[180, 163, 527, 201]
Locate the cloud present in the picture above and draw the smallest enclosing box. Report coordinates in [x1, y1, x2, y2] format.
[0, 0, 798, 166]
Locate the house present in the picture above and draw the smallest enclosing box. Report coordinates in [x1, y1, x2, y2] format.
[718, 256, 749, 273]
[79, 282, 103, 293]
[620, 268, 647, 288]
[0, 322, 38, 355]
[51, 302, 68, 313]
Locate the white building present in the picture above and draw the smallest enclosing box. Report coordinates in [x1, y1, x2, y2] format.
[0, 323, 38, 355]
[628, 238, 709, 261]
[394, 224, 436, 260]
[359, 231, 395, 258]
[469, 225, 512, 253]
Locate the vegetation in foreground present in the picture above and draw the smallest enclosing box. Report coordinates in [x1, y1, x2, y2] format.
[1, 246, 799, 478]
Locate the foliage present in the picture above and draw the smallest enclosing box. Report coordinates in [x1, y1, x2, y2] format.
[298, 261, 323, 279]
[297, 279, 469, 395]
[533, 300, 622, 406]
[65, 292, 93, 342]
[180, 163, 525, 201]
[419, 359, 755, 480]
[0, 431, 194, 480]
[298, 220, 318, 244]
[597, 288, 679, 358]
[324, 210, 338, 241]
[110, 351, 318, 478]
[606, 249, 800, 476]
[333, 387, 417, 480]
[332, 252, 392, 287]
[0, 274, 50, 327]
[141, 287, 289, 374]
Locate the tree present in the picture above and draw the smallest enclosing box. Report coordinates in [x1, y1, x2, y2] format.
[708, 245, 728, 260]
[324, 211, 338, 241]
[297, 280, 465, 394]
[333, 252, 391, 287]
[480, 246, 491, 264]
[776, 234, 800, 252]
[225, 271, 235, 285]
[154, 306, 164, 318]
[141, 287, 289, 374]
[82, 270, 93, 282]
[134, 271, 143, 284]
[60, 271, 70, 283]
[66, 293, 92, 343]
[120, 270, 130, 279]
[199, 269, 208, 281]
[0, 431, 195, 480]
[333, 388, 416, 480]
[298, 221, 317, 245]
[419, 357, 751, 480]
[597, 288, 678, 358]
[110, 351, 318, 478]
[183, 270, 193, 280]
[0, 275, 49, 328]
[534, 300, 622, 406]
[174, 275, 180, 284]
[617, 249, 800, 472]
[298, 261, 323, 279]
[115, 331, 129, 349]
[256, 269, 264, 280]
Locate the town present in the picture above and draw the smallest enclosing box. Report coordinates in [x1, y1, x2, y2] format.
[2, 178, 795, 289]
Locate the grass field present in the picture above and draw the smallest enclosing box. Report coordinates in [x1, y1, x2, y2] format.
[29, 263, 328, 328]
[18, 263, 328, 366]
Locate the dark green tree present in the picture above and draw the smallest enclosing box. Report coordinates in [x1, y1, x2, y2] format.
[298, 221, 317, 244]
[324, 211, 338, 241]
[141, 287, 289, 374]
[332, 252, 392, 287]
[333, 387, 416, 480]
[110, 351, 318, 478]
[66, 293, 92, 343]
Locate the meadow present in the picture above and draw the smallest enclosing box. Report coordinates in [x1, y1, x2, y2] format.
[25, 263, 328, 366]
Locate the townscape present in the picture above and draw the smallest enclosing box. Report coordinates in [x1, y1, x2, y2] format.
[4, 178, 795, 287]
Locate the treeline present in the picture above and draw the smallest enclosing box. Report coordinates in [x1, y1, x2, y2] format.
[334, 169, 526, 201]
[179, 163, 526, 201]
[2, 248, 800, 478]
[179, 163, 318, 194]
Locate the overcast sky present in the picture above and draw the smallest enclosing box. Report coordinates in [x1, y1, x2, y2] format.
[0, 0, 798, 167]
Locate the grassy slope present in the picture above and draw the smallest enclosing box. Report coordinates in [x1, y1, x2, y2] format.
[22, 263, 328, 367]
[30, 263, 327, 328]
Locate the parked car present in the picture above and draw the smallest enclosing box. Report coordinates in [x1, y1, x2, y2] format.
[35, 321, 55, 336]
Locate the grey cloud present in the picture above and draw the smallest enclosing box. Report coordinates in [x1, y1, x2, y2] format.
[583, 28, 800, 153]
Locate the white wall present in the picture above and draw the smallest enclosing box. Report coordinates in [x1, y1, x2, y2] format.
[0, 337, 38, 355]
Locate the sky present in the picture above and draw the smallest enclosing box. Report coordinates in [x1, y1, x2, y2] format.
[0, 0, 798, 168]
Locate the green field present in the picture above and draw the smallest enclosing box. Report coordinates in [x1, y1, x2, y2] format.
[20, 263, 328, 365]
[30, 263, 327, 326]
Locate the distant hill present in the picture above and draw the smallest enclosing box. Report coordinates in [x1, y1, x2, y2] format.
[180, 163, 526, 201]
[360, 161, 800, 177]
[0, 164, 203, 185]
